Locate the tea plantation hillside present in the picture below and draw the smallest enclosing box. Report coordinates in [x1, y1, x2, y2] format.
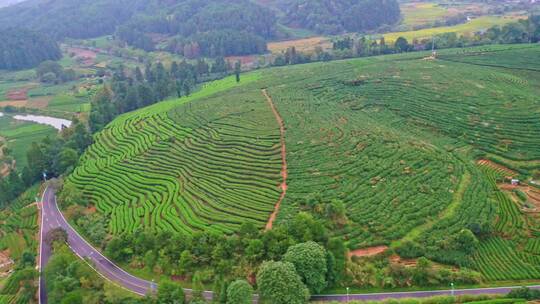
[65, 44, 540, 281]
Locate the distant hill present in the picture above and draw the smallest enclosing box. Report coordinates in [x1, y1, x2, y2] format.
[0, 28, 61, 70]
[0, 0, 401, 56]
[0, 0, 156, 40]
[257, 0, 401, 34]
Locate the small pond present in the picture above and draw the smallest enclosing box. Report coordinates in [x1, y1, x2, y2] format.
[11, 114, 72, 130]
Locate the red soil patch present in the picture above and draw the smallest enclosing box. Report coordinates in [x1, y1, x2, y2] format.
[389, 254, 418, 267]
[348, 246, 389, 258]
[500, 184, 540, 208]
[0, 250, 13, 269]
[477, 159, 517, 177]
[84, 205, 97, 215]
[0, 100, 27, 107]
[263, 89, 288, 231]
[6, 88, 28, 100]
[66, 47, 97, 66]
[171, 275, 187, 282]
[26, 97, 51, 109]
[226, 55, 260, 68]
[0, 164, 10, 178]
[0, 97, 50, 109]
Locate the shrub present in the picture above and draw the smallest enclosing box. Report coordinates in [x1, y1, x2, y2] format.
[226, 280, 253, 304]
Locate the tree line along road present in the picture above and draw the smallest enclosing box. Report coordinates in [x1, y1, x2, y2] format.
[37, 185, 540, 303]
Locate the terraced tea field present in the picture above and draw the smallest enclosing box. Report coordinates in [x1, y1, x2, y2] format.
[0, 185, 39, 303]
[0, 187, 39, 259]
[67, 44, 540, 281]
[68, 74, 286, 234]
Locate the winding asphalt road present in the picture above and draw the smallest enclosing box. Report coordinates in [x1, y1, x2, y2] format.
[38, 186, 212, 303]
[39, 186, 154, 303]
[38, 186, 540, 303]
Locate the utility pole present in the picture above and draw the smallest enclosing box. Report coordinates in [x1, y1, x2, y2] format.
[431, 36, 437, 58]
[528, 11, 533, 44]
[346, 287, 350, 303]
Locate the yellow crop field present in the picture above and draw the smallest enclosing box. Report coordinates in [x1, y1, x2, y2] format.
[384, 15, 524, 43]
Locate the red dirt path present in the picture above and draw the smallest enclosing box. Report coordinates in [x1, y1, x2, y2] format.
[0, 164, 9, 178]
[263, 89, 288, 230]
[348, 246, 389, 258]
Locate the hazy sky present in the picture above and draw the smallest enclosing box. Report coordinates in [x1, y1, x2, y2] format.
[0, 0, 25, 8]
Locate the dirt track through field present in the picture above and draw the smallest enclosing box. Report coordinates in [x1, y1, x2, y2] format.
[349, 246, 389, 258]
[262, 89, 288, 230]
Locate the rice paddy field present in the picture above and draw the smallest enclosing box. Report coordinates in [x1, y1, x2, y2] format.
[0, 114, 56, 170]
[67, 44, 540, 282]
[383, 15, 524, 43]
[400, 3, 449, 28]
[399, 1, 516, 29]
[268, 36, 331, 54]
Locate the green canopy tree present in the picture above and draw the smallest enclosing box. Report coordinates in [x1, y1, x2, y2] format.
[283, 241, 328, 293]
[226, 280, 253, 304]
[157, 280, 185, 304]
[256, 261, 309, 304]
[395, 37, 409, 52]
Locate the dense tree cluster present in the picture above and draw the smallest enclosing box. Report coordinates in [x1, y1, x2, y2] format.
[191, 30, 267, 57]
[119, 0, 275, 39]
[98, 212, 337, 279]
[0, 171, 25, 208]
[0, 0, 402, 57]
[161, 30, 268, 58]
[280, 0, 401, 34]
[283, 241, 328, 293]
[89, 58, 222, 132]
[508, 287, 540, 301]
[345, 255, 482, 289]
[45, 243, 157, 304]
[0, 0, 159, 40]
[36, 61, 77, 84]
[0, 28, 61, 70]
[256, 261, 310, 304]
[117, 0, 274, 57]
[0, 0, 276, 57]
[58, 192, 344, 303]
[0, 119, 92, 207]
